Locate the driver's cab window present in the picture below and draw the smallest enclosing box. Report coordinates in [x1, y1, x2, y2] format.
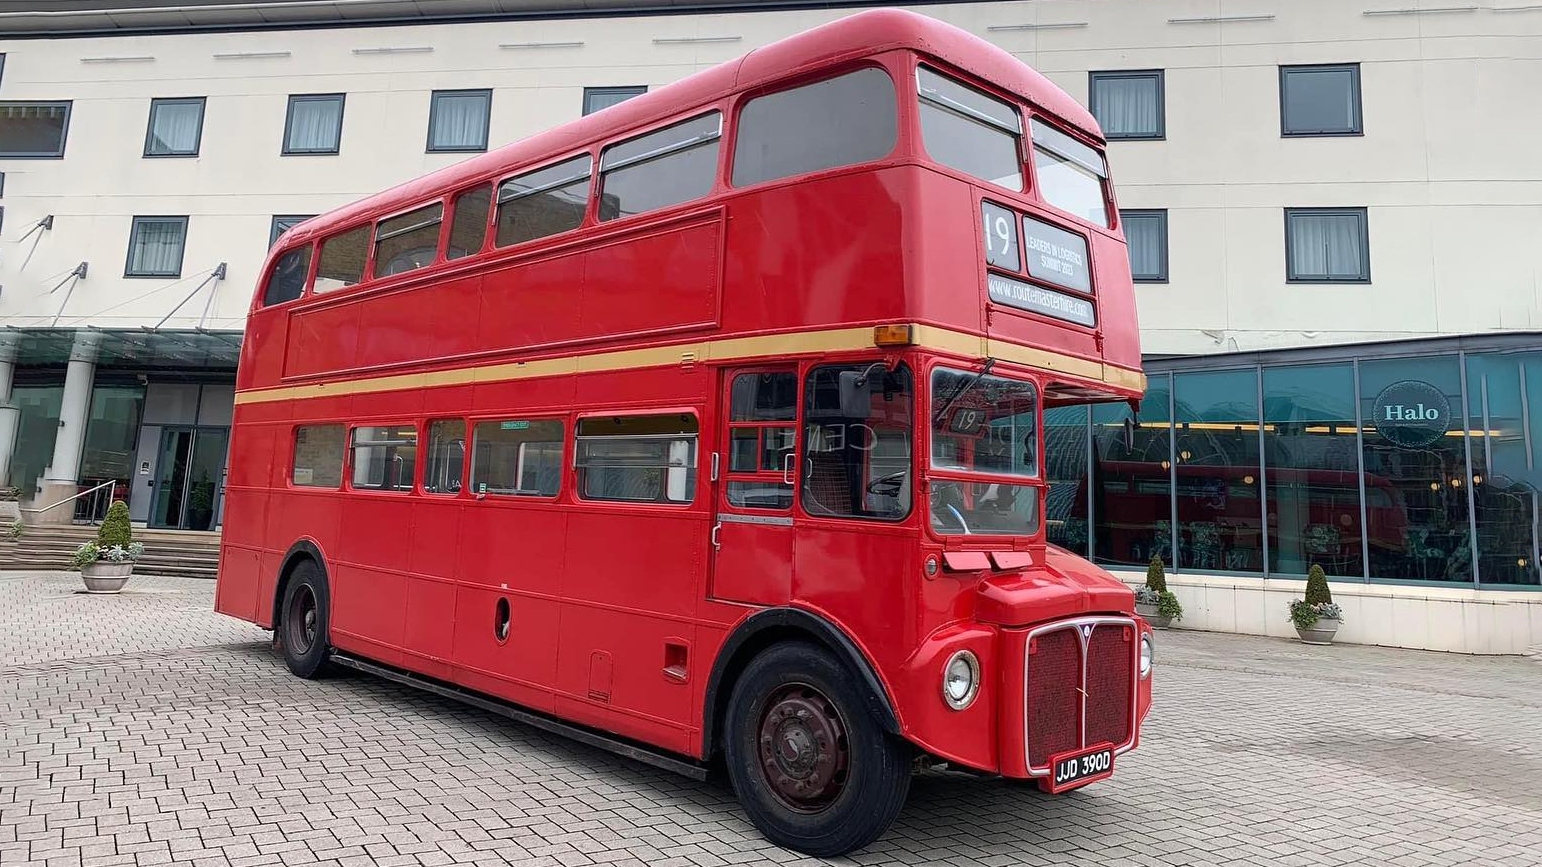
[928, 367, 1041, 536]
[802, 363, 913, 520]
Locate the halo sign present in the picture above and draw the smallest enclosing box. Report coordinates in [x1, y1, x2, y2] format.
[1371, 380, 1451, 448]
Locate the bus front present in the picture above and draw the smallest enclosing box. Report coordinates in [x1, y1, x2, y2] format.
[890, 49, 1152, 791]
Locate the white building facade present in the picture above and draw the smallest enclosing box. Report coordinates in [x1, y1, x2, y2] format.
[1, 0, 1539, 649]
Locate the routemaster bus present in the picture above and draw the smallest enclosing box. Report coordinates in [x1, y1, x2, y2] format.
[215, 9, 1153, 856]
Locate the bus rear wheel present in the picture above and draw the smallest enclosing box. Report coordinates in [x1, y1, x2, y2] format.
[278, 559, 331, 679]
[723, 642, 911, 856]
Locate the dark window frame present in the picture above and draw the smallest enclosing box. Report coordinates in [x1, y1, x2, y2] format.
[1285, 207, 1371, 284]
[1279, 63, 1363, 137]
[583, 86, 646, 116]
[123, 215, 189, 278]
[269, 214, 315, 248]
[426, 88, 492, 153]
[142, 96, 206, 158]
[282, 93, 345, 155]
[0, 99, 72, 158]
[1120, 208, 1169, 283]
[1088, 70, 1165, 141]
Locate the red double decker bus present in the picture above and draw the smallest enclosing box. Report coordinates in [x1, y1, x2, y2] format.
[215, 10, 1152, 855]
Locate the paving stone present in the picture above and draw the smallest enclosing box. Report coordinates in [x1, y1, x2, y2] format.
[3, 571, 1540, 866]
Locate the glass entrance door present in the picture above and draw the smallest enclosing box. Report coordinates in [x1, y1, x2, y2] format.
[150, 426, 228, 530]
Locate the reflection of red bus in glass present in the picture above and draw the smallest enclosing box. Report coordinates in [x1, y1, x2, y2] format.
[1089, 460, 1406, 572]
[214, 11, 1152, 855]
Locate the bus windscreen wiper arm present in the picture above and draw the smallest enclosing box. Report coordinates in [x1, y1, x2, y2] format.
[931, 357, 996, 424]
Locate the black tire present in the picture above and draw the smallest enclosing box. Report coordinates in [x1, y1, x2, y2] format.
[723, 642, 911, 856]
[278, 559, 331, 679]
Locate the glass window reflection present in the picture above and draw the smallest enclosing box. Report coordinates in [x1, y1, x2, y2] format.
[1173, 370, 1263, 573]
[1045, 404, 1091, 555]
[1262, 364, 1364, 578]
[1464, 351, 1541, 586]
[1093, 375, 1171, 567]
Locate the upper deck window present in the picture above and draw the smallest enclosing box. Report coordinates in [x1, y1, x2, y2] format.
[732, 68, 897, 187]
[916, 67, 1022, 191]
[263, 244, 312, 307]
[1030, 118, 1109, 227]
[373, 202, 443, 277]
[497, 155, 591, 248]
[314, 224, 370, 293]
[598, 112, 721, 221]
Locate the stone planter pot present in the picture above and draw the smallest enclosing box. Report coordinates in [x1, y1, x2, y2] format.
[0, 500, 20, 521]
[80, 561, 133, 594]
[1295, 616, 1341, 646]
[1136, 601, 1173, 630]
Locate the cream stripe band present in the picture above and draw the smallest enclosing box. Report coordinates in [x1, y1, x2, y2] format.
[232, 324, 1145, 406]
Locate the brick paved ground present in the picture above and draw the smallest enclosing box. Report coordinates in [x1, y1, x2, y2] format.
[3, 571, 1540, 867]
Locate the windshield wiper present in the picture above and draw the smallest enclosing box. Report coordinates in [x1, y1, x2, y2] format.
[931, 357, 996, 425]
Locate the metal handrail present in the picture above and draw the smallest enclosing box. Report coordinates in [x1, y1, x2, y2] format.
[19, 479, 117, 518]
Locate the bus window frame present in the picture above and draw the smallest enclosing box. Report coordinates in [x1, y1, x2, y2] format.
[492, 150, 596, 252]
[1024, 113, 1118, 234]
[467, 412, 570, 501]
[259, 238, 319, 310]
[571, 407, 703, 509]
[343, 421, 421, 495]
[910, 57, 1027, 195]
[596, 109, 728, 226]
[422, 416, 470, 497]
[725, 61, 901, 193]
[921, 356, 1047, 544]
[370, 199, 448, 281]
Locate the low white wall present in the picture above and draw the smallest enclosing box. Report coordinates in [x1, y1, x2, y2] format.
[1111, 570, 1542, 656]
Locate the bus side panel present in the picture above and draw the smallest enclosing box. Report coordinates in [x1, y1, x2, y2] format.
[237, 308, 289, 391]
[478, 255, 583, 354]
[331, 497, 411, 666]
[556, 511, 705, 754]
[215, 420, 276, 622]
[402, 498, 463, 680]
[356, 275, 482, 370]
[578, 218, 721, 338]
[283, 302, 362, 380]
[451, 503, 567, 709]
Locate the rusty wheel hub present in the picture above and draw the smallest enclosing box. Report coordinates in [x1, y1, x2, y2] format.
[757, 685, 850, 812]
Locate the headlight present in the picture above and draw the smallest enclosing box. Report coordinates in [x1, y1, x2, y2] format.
[1140, 634, 1153, 679]
[942, 650, 980, 710]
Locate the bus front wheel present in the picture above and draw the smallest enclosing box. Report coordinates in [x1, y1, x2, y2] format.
[278, 559, 331, 679]
[723, 642, 911, 856]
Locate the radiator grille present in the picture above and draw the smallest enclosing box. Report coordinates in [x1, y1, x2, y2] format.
[1025, 628, 1081, 768]
[1025, 618, 1136, 771]
[1085, 624, 1134, 749]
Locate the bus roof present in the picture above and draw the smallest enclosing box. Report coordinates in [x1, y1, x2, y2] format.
[284, 9, 1102, 244]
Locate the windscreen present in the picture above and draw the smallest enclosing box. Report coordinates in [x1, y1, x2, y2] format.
[929, 367, 1041, 536]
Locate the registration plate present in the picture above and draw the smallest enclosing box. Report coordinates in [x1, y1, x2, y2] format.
[1045, 744, 1113, 793]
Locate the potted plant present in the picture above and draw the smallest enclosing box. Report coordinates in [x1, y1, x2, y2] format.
[1134, 555, 1182, 629]
[73, 501, 143, 593]
[5, 519, 22, 540]
[1289, 564, 1343, 645]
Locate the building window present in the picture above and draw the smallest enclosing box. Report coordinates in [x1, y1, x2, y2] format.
[471, 419, 566, 497]
[1121, 209, 1168, 282]
[1089, 70, 1164, 140]
[1280, 64, 1361, 137]
[125, 216, 188, 277]
[427, 89, 491, 153]
[1093, 374, 1172, 568]
[350, 425, 418, 492]
[270, 215, 314, 248]
[916, 66, 1022, 191]
[1286, 208, 1369, 283]
[0, 101, 71, 158]
[583, 86, 645, 115]
[143, 97, 205, 157]
[283, 94, 344, 155]
[731, 68, 896, 188]
[1174, 369, 1263, 573]
[597, 112, 721, 222]
[576, 415, 697, 504]
[292, 425, 345, 487]
[496, 155, 591, 247]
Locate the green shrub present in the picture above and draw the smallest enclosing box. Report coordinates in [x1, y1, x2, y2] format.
[98, 501, 133, 548]
[1156, 591, 1183, 621]
[1304, 564, 1332, 605]
[1145, 555, 1168, 593]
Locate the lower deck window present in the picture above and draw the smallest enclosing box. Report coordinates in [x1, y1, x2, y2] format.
[292, 424, 345, 487]
[575, 414, 698, 504]
[350, 425, 418, 491]
[471, 419, 565, 497]
[802, 364, 913, 520]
